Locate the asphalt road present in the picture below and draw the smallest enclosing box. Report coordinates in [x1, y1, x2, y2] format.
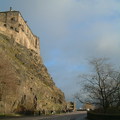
[0, 111, 87, 120]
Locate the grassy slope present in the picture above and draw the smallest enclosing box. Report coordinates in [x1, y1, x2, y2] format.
[0, 33, 66, 114]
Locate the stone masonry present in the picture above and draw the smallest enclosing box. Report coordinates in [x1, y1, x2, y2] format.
[0, 8, 40, 54]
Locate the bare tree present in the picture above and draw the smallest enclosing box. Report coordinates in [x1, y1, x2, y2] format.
[75, 58, 120, 112]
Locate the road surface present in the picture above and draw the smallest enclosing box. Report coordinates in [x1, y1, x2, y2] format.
[0, 111, 87, 120]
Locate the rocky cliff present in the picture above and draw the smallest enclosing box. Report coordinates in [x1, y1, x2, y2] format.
[0, 33, 66, 114]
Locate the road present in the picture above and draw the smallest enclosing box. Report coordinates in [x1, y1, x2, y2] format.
[0, 111, 87, 120]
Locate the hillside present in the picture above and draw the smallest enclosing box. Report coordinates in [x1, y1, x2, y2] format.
[0, 33, 66, 114]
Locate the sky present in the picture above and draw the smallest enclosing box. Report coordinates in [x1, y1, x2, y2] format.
[0, 0, 120, 105]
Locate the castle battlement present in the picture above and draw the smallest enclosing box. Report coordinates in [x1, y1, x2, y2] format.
[0, 8, 40, 54]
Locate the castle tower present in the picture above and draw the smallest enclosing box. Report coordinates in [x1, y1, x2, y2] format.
[0, 8, 40, 55]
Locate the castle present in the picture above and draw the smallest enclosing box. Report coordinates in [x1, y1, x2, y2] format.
[0, 7, 40, 54]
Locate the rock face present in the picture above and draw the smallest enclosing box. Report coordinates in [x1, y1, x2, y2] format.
[0, 33, 66, 114]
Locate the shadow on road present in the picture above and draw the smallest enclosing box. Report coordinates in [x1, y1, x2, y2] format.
[0, 111, 87, 120]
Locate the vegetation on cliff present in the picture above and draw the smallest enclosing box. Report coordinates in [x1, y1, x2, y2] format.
[0, 33, 66, 115]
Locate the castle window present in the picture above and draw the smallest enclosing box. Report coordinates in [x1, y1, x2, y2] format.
[30, 88, 32, 92]
[4, 24, 7, 27]
[11, 17, 16, 21]
[18, 24, 22, 27]
[10, 26, 14, 30]
[35, 39, 37, 48]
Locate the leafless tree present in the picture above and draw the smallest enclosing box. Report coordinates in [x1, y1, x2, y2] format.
[75, 58, 120, 112]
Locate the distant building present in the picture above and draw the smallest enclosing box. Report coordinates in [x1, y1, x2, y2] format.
[67, 102, 76, 112]
[0, 7, 40, 54]
[83, 103, 95, 111]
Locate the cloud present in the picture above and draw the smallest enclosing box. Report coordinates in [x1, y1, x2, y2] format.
[1, 0, 120, 101]
[38, 0, 120, 100]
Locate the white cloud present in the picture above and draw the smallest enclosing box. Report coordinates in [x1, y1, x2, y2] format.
[1, 0, 120, 100]
[98, 34, 120, 55]
[37, 0, 120, 100]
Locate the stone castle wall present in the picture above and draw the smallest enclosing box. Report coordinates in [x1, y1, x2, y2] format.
[0, 10, 40, 54]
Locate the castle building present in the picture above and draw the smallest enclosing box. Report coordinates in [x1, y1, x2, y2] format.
[0, 7, 40, 54]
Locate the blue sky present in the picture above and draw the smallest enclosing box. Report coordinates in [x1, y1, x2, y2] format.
[1, 0, 120, 104]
